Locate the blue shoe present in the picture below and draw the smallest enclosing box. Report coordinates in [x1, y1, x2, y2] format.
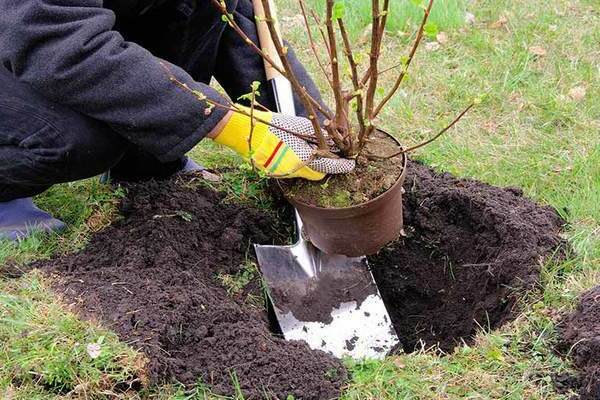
[181, 157, 205, 173]
[182, 157, 221, 182]
[0, 198, 66, 241]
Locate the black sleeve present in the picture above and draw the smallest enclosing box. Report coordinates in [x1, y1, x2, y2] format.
[0, 0, 229, 162]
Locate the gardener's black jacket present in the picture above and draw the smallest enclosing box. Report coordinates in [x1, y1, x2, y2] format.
[0, 0, 322, 162]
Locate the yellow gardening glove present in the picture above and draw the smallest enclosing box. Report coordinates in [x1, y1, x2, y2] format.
[213, 106, 355, 181]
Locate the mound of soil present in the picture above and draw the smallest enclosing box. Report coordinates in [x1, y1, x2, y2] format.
[36, 160, 565, 398]
[369, 161, 565, 352]
[40, 178, 346, 400]
[556, 286, 600, 399]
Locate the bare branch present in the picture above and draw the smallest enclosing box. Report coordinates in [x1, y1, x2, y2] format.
[325, 0, 349, 145]
[160, 62, 321, 144]
[360, 0, 389, 150]
[338, 19, 366, 152]
[248, 87, 258, 173]
[373, 0, 434, 118]
[260, 0, 331, 150]
[209, 0, 288, 78]
[370, 103, 474, 159]
[310, 9, 331, 56]
[298, 0, 334, 90]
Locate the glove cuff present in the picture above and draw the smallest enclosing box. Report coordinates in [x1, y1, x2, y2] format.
[213, 106, 272, 156]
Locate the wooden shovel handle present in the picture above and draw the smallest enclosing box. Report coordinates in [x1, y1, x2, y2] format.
[252, 0, 285, 81]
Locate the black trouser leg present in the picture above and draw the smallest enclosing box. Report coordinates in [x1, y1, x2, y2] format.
[108, 147, 186, 182]
[0, 69, 127, 201]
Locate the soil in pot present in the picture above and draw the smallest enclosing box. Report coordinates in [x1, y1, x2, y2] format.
[555, 286, 600, 400]
[282, 130, 404, 208]
[33, 161, 565, 399]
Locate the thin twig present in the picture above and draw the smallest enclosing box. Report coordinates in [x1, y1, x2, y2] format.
[260, 0, 333, 151]
[372, 103, 474, 159]
[209, 0, 288, 78]
[298, 0, 334, 90]
[325, 0, 349, 148]
[248, 88, 258, 173]
[310, 9, 331, 56]
[361, 0, 387, 150]
[160, 62, 320, 144]
[338, 19, 365, 153]
[373, 0, 434, 118]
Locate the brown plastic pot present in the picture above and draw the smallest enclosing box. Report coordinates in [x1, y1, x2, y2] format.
[285, 134, 408, 257]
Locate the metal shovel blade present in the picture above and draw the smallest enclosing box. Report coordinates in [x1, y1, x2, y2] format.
[255, 212, 399, 359]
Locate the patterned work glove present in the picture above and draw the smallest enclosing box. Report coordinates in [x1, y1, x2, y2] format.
[213, 106, 355, 181]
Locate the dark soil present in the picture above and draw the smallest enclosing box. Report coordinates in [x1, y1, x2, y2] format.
[35, 160, 566, 399]
[269, 257, 376, 324]
[368, 160, 566, 352]
[283, 131, 404, 208]
[39, 178, 347, 400]
[556, 286, 600, 400]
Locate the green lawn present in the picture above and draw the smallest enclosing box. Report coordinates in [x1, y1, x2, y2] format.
[2, 0, 599, 398]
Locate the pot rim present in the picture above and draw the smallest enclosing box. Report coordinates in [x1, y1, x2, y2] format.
[281, 131, 408, 212]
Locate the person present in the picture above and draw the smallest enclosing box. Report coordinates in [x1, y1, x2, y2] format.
[0, 0, 355, 241]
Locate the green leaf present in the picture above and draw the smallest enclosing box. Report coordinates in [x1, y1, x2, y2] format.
[332, 0, 345, 20]
[175, 211, 194, 222]
[410, 0, 425, 8]
[423, 22, 439, 38]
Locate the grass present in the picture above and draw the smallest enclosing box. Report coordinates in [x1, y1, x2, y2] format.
[1, 0, 599, 398]
[189, 141, 276, 210]
[0, 271, 144, 398]
[302, 0, 467, 39]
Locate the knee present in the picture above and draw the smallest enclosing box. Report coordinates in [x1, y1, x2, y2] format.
[1, 106, 125, 183]
[0, 75, 126, 187]
[59, 117, 127, 180]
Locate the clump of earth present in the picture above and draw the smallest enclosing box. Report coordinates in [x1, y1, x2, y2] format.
[556, 286, 600, 400]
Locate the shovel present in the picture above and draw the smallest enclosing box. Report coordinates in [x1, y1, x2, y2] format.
[251, 0, 399, 359]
